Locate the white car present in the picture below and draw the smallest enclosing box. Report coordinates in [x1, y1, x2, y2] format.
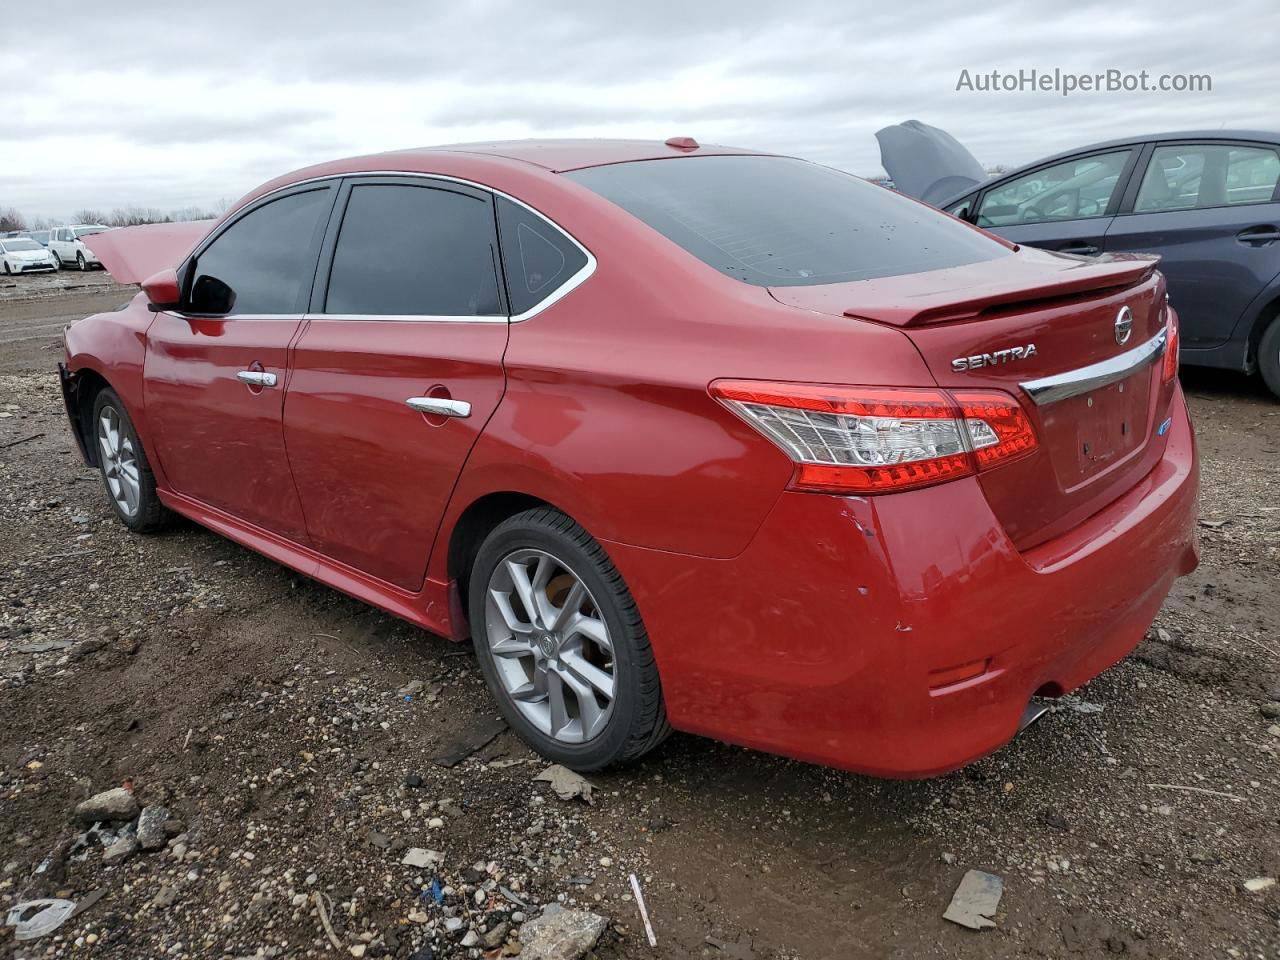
[0, 237, 57, 275]
[48, 224, 110, 271]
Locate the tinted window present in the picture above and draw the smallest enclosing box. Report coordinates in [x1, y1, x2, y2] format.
[324, 183, 501, 316]
[567, 155, 1008, 286]
[496, 198, 588, 314]
[1135, 144, 1280, 212]
[977, 151, 1131, 226]
[188, 188, 331, 314]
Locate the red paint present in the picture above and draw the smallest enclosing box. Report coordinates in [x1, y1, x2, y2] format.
[61, 140, 1199, 778]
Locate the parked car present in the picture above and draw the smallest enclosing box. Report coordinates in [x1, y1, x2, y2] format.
[0, 237, 56, 274]
[48, 224, 109, 271]
[879, 124, 1280, 398]
[61, 139, 1199, 777]
[25, 230, 51, 247]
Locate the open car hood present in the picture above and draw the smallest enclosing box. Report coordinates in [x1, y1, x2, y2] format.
[81, 220, 213, 285]
[875, 120, 987, 205]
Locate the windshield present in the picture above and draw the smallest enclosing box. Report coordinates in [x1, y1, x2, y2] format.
[73, 227, 107, 238]
[566, 155, 1010, 286]
[3, 239, 41, 251]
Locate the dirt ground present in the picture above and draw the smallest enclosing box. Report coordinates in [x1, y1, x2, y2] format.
[1, 272, 1277, 960]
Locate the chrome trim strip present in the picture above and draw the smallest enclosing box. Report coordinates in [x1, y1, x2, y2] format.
[1019, 328, 1167, 406]
[194, 170, 597, 324]
[307, 313, 509, 325]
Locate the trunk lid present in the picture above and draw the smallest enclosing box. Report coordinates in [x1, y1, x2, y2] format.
[770, 248, 1176, 549]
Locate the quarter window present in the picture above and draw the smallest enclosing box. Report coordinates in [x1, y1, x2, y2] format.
[187, 188, 332, 315]
[976, 151, 1132, 227]
[495, 198, 588, 315]
[324, 183, 502, 317]
[1134, 144, 1280, 212]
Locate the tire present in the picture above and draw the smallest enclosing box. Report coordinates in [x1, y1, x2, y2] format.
[2, 261, 9, 275]
[90, 387, 171, 533]
[1260, 316, 1280, 401]
[77, 252, 87, 271]
[468, 507, 670, 771]
[51, 250, 61, 270]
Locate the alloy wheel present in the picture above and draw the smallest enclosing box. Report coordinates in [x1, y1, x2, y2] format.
[483, 548, 617, 743]
[77, 252, 87, 271]
[97, 405, 141, 517]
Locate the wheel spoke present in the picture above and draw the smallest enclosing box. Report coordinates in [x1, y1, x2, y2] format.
[489, 634, 534, 660]
[97, 435, 113, 464]
[550, 580, 586, 630]
[565, 613, 611, 654]
[505, 558, 544, 625]
[561, 650, 615, 698]
[558, 666, 607, 739]
[547, 671, 573, 737]
[489, 589, 532, 636]
[510, 667, 549, 703]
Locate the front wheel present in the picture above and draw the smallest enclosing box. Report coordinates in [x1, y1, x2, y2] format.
[77, 252, 87, 271]
[50, 251, 61, 270]
[1260, 316, 1280, 401]
[468, 508, 670, 771]
[91, 388, 171, 532]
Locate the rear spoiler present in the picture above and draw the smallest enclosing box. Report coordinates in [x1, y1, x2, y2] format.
[843, 253, 1161, 327]
[81, 220, 214, 285]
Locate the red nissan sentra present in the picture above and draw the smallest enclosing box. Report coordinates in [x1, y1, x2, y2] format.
[61, 138, 1199, 777]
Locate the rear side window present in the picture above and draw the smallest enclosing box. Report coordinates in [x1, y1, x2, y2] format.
[1135, 144, 1280, 212]
[565, 155, 1008, 286]
[188, 188, 332, 314]
[324, 183, 502, 317]
[496, 198, 588, 314]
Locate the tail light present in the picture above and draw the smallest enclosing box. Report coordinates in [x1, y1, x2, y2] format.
[1162, 300, 1180, 383]
[710, 380, 1038, 494]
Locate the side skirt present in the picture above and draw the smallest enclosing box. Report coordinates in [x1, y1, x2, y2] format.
[158, 489, 455, 638]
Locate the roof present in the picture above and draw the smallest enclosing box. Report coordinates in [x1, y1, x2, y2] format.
[389, 138, 769, 172]
[937, 129, 1280, 208]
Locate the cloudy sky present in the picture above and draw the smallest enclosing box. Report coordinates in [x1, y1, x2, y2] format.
[3, 0, 1276, 220]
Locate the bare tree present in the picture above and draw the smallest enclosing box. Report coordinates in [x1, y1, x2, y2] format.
[0, 207, 27, 232]
[72, 209, 108, 226]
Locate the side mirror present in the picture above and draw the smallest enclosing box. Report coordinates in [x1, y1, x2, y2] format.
[141, 269, 181, 313]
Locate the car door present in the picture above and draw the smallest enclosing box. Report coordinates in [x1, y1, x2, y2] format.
[50, 228, 69, 261]
[282, 177, 513, 591]
[1102, 140, 1280, 349]
[143, 183, 337, 540]
[971, 148, 1141, 256]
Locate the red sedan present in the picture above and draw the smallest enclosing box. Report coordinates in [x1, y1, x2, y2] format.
[60, 138, 1199, 777]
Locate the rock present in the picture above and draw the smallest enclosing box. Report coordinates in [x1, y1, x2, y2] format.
[367, 830, 392, 850]
[350, 947, 367, 958]
[1038, 808, 1070, 831]
[401, 848, 443, 869]
[460, 929, 480, 947]
[943, 870, 1002, 930]
[483, 921, 511, 949]
[152, 885, 180, 909]
[520, 904, 609, 960]
[444, 916, 465, 933]
[409, 947, 435, 960]
[75, 787, 139, 824]
[1260, 702, 1280, 719]
[399, 680, 425, 697]
[1243, 877, 1276, 892]
[137, 805, 170, 851]
[103, 836, 140, 866]
[404, 773, 424, 789]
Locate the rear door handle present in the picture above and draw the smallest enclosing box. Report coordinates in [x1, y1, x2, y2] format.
[1057, 242, 1100, 255]
[236, 371, 277, 388]
[406, 396, 471, 418]
[1236, 225, 1280, 245]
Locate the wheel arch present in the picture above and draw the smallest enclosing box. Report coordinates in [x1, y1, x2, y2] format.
[1246, 289, 1280, 362]
[444, 491, 563, 606]
[64, 367, 113, 467]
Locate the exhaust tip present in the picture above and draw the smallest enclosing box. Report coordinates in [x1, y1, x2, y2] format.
[1018, 700, 1052, 731]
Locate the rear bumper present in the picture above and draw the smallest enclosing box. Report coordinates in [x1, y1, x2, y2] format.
[606, 385, 1199, 777]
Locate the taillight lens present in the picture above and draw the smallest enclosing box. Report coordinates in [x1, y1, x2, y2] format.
[710, 380, 1038, 494]
[1162, 301, 1180, 383]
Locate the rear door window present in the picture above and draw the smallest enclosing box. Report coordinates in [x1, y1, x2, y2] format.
[323, 183, 502, 317]
[976, 151, 1132, 227]
[1135, 143, 1280, 212]
[567, 154, 1009, 286]
[186, 187, 333, 315]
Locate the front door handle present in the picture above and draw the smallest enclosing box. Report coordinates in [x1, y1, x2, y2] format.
[1058, 242, 1100, 256]
[1236, 225, 1280, 246]
[236, 370, 277, 388]
[406, 396, 471, 418]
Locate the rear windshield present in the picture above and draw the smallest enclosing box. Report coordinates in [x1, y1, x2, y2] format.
[566, 155, 1010, 286]
[73, 227, 107, 238]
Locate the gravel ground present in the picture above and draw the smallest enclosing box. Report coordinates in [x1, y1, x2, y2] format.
[1, 275, 1277, 959]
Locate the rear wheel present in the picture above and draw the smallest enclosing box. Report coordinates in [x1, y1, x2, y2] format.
[468, 507, 670, 771]
[91, 388, 171, 533]
[1260, 317, 1280, 401]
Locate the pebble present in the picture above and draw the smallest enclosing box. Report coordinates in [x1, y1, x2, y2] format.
[104, 835, 140, 866]
[1259, 702, 1280, 719]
